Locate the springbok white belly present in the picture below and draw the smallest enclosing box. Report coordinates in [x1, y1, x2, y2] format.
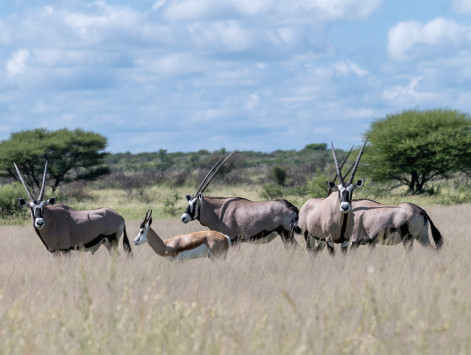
[166, 244, 213, 262]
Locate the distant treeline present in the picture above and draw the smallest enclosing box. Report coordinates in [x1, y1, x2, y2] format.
[103, 143, 341, 191]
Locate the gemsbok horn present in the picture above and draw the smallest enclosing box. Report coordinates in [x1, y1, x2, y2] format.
[181, 152, 301, 246]
[14, 161, 132, 255]
[298, 138, 368, 254]
[134, 209, 231, 261]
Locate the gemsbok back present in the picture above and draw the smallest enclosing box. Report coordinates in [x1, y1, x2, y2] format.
[134, 210, 231, 261]
[15, 161, 132, 255]
[299, 139, 368, 254]
[181, 152, 300, 246]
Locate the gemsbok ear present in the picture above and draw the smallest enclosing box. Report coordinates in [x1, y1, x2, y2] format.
[185, 194, 191, 201]
[18, 198, 27, 207]
[327, 181, 336, 190]
[148, 217, 153, 226]
[47, 197, 57, 205]
[355, 179, 364, 188]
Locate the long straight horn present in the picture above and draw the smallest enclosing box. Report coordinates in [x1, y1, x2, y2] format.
[38, 161, 48, 202]
[330, 146, 352, 184]
[14, 162, 35, 202]
[195, 154, 228, 196]
[331, 142, 344, 185]
[347, 137, 368, 184]
[200, 151, 234, 194]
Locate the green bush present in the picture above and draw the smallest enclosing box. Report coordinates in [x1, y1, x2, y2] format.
[304, 173, 331, 198]
[0, 183, 27, 219]
[272, 166, 287, 186]
[260, 183, 283, 200]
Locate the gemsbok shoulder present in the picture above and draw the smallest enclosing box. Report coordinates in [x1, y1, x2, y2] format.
[134, 210, 231, 261]
[299, 139, 368, 254]
[181, 152, 300, 246]
[15, 161, 132, 255]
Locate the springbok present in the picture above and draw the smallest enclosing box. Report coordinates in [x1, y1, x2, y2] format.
[348, 199, 444, 250]
[299, 139, 368, 254]
[15, 162, 132, 255]
[134, 210, 231, 261]
[181, 152, 300, 246]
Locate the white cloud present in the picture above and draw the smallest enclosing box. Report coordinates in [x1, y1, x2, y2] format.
[452, 0, 471, 14]
[387, 17, 471, 61]
[6, 49, 30, 77]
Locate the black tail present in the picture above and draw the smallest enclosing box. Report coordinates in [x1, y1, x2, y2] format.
[122, 224, 132, 254]
[421, 209, 444, 250]
[290, 217, 302, 235]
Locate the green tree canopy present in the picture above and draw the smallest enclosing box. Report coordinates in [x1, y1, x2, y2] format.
[0, 128, 109, 193]
[363, 108, 471, 194]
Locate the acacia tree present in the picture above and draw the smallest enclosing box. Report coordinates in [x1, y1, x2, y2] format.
[0, 128, 109, 192]
[363, 109, 471, 194]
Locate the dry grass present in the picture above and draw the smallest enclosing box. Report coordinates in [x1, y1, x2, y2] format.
[1, 205, 471, 354]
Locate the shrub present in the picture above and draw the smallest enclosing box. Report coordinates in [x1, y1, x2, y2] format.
[0, 183, 27, 219]
[260, 183, 283, 200]
[272, 166, 287, 186]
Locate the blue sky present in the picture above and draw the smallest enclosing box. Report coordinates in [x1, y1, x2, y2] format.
[1, 0, 471, 153]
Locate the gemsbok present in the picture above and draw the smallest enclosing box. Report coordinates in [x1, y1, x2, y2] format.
[348, 198, 444, 250]
[181, 152, 300, 246]
[134, 210, 231, 261]
[15, 161, 132, 255]
[299, 139, 368, 254]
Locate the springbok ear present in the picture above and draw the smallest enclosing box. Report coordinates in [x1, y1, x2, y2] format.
[327, 181, 336, 190]
[148, 217, 153, 226]
[18, 198, 27, 207]
[47, 197, 57, 205]
[185, 194, 191, 201]
[355, 179, 364, 188]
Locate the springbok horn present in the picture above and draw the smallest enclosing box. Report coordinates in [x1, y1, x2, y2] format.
[143, 209, 150, 222]
[14, 162, 35, 202]
[331, 142, 344, 185]
[200, 151, 234, 194]
[330, 146, 353, 184]
[195, 154, 228, 196]
[347, 136, 369, 185]
[38, 161, 48, 202]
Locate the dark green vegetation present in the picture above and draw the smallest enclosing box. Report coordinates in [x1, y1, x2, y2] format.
[363, 108, 471, 194]
[0, 128, 108, 191]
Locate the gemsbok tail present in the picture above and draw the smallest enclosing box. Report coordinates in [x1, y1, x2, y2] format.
[122, 224, 132, 254]
[421, 209, 444, 250]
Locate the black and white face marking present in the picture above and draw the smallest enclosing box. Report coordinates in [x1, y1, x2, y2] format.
[134, 225, 149, 245]
[18, 197, 56, 230]
[181, 194, 200, 223]
[328, 180, 364, 213]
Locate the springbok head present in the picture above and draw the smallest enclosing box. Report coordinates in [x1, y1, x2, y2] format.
[15, 161, 56, 230]
[181, 152, 233, 223]
[328, 138, 368, 213]
[134, 209, 152, 245]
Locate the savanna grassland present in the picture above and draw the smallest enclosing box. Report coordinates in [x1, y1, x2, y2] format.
[1, 197, 471, 354]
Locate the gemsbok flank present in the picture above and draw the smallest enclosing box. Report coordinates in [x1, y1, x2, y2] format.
[298, 138, 368, 254]
[134, 210, 231, 261]
[348, 197, 444, 250]
[181, 152, 301, 246]
[15, 161, 132, 255]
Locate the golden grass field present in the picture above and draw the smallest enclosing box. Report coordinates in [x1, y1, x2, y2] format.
[1, 201, 471, 354]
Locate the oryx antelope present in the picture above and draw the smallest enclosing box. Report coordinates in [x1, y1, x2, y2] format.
[348, 199, 443, 250]
[134, 210, 231, 261]
[181, 152, 300, 246]
[15, 162, 132, 255]
[299, 139, 368, 254]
